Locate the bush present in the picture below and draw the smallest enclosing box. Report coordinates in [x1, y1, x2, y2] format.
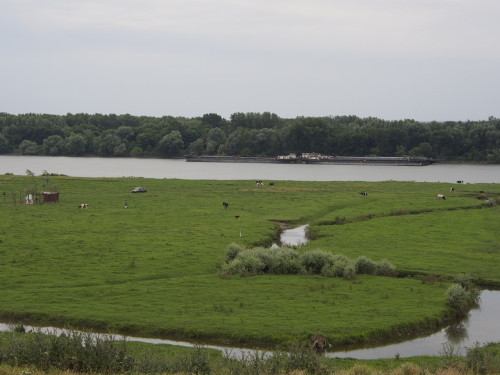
[249, 247, 274, 272]
[222, 245, 395, 281]
[454, 273, 474, 290]
[300, 250, 334, 273]
[321, 255, 356, 280]
[0, 329, 133, 373]
[229, 251, 266, 274]
[355, 256, 377, 274]
[268, 247, 304, 274]
[446, 283, 475, 315]
[466, 342, 488, 375]
[225, 243, 244, 262]
[375, 259, 397, 276]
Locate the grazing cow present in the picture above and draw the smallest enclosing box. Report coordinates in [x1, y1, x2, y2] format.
[256, 180, 264, 186]
[436, 194, 446, 200]
[269, 182, 275, 186]
[78, 203, 89, 209]
[457, 180, 464, 184]
[222, 202, 229, 209]
[450, 187, 456, 192]
[360, 192, 368, 197]
[234, 215, 240, 219]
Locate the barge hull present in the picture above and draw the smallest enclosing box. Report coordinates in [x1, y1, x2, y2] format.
[185, 155, 437, 166]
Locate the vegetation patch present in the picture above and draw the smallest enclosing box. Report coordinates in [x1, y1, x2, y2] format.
[221, 244, 396, 280]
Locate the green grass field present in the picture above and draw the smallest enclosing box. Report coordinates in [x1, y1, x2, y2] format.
[1, 175, 499, 349]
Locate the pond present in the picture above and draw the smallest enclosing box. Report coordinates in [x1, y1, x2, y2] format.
[279, 224, 309, 247]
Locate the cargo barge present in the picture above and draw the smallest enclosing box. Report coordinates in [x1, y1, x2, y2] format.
[185, 153, 438, 166]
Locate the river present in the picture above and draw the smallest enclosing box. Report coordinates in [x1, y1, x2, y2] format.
[1, 155, 500, 183]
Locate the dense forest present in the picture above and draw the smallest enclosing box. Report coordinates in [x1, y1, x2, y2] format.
[1, 112, 499, 162]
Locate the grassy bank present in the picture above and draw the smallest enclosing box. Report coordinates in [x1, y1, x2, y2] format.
[0, 175, 499, 348]
[1, 329, 500, 375]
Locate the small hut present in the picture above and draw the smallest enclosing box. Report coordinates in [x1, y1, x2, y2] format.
[39, 192, 59, 203]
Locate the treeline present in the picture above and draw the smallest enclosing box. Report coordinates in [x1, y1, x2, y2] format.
[1, 112, 499, 162]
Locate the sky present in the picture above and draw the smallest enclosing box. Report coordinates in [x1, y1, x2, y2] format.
[1, 0, 499, 121]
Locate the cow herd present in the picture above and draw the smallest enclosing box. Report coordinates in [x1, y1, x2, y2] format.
[78, 178, 466, 214]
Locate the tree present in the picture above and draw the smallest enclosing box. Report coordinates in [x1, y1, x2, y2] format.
[98, 134, 122, 155]
[409, 142, 433, 158]
[157, 131, 184, 156]
[201, 113, 224, 127]
[19, 140, 39, 155]
[43, 135, 65, 155]
[285, 117, 331, 155]
[205, 128, 226, 154]
[188, 138, 205, 155]
[0, 134, 10, 153]
[65, 134, 86, 155]
[223, 128, 250, 155]
[115, 126, 135, 142]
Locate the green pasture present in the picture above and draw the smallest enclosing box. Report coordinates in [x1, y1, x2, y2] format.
[0, 175, 499, 349]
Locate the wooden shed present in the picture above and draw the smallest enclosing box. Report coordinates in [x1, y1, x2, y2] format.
[39, 192, 59, 203]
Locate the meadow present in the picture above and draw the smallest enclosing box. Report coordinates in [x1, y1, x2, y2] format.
[0, 174, 499, 350]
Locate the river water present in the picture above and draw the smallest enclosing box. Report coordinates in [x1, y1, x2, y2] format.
[1, 155, 500, 183]
[1, 155, 499, 358]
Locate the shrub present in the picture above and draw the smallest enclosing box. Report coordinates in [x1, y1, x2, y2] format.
[454, 273, 474, 290]
[300, 250, 334, 273]
[374, 259, 397, 276]
[250, 247, 274, 272]
[269, 247, 304, 274]
[355, 256, 377, 274]
[225, 243, 244, 262]
[342, 263, 357, 280]
[466, 342, 488, 375]
[231, 251, 266, 274]
[0, 329, 133, 373]
[446, 283, 476, 315]
[321, 255, 356, 279]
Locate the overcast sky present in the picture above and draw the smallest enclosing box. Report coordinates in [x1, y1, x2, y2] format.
[1, 0, 499, 121]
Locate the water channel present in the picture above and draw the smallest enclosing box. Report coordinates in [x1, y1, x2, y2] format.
[2, 155, 500, 183]
[1, 155, 499, 358]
